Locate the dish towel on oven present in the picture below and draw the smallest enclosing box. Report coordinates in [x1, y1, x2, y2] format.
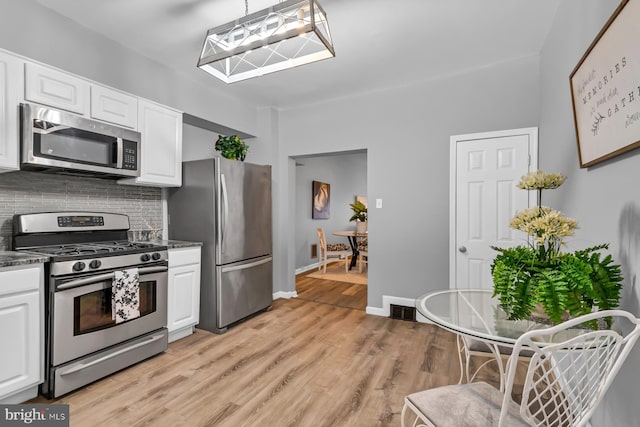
[112, 268, 140, 324]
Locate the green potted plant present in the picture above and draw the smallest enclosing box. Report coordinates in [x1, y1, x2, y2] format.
[491, 171, 622, 328]
[349, 200, 368, 234]
[215, 134, 249, 161]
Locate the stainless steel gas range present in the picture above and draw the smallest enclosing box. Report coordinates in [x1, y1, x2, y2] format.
[12, 212, 168, 398]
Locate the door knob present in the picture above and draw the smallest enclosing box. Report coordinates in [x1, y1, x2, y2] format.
[458, 246, 467, 253]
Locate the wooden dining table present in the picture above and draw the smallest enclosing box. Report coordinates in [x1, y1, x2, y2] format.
[333, 230, 367, 270]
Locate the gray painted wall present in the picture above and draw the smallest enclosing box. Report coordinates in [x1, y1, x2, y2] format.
[294, 153, 367, 269]
[277, 54, 541, 306]
[538, 0, 638, 424]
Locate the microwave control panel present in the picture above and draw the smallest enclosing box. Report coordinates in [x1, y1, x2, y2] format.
[122, 139, 138, 170]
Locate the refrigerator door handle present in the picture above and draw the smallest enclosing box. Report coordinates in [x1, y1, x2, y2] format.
[220, 173, 229, 246]
[220, 256, 273, 273]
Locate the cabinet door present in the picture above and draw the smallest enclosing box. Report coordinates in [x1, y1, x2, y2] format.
[91, 84, 138, 129]
[0, 291, 40, 399]
[120, 99, 182, 187]
[168, 263, 201, 334]
[24, 62, 89, 115]
[0, 50, 22, 172]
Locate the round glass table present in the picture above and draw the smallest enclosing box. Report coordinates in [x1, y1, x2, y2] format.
[415, 289, 591, 346]
[416, 289, 600, 391]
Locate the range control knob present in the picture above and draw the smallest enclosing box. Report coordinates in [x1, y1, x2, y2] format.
[152, 252, 161, 261]
[89, 260, 102, 269]
[72, 262, 86, 272]
[140, 253, 151, 262]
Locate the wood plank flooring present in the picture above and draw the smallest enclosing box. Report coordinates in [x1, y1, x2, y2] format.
[295, 269, 367, 311]
[32, 273, 506, 426]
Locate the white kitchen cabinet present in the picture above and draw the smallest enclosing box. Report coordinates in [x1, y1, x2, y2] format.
[167, 247, 201, 343]
[24, 62, 89, 115]
[0, 263, 44, 404]
[90, 84, 138, 129]
[0, 50, 22, 172]
[120, 99, 182, 187]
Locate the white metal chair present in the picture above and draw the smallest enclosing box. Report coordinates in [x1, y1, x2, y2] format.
[316, 228, 351, 273]
[457, 336, 534, 392]
[401, 310, 640, 427]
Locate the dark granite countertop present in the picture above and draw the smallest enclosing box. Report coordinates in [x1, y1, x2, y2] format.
[0, 251, 49, 268]
[145, 240, 203, 249]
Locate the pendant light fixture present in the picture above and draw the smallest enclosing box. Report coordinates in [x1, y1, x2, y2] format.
[197, 0, 335, 83]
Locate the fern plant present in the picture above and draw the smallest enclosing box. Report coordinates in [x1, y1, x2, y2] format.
[491, 171, 622, 328]
[492, 244, 622, 327]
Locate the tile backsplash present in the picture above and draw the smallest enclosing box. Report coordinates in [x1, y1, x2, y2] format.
[0, 170, 162, 250]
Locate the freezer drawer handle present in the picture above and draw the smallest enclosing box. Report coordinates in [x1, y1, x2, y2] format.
[59, 332, 166, 375]
[221, 256, 272, 273]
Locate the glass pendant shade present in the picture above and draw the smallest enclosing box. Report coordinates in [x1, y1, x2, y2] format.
[197, 0, 334, 83]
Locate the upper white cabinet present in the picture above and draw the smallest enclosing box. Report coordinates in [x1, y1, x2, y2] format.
[90, 85, 138, 129]
[0, 50, 22, 172]
[0, 263, 44, 404]
[120, 99, 182, 187]
[24, 62, 89, 115]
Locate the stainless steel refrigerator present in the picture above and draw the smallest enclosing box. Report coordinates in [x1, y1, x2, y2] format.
[168, 157, 272, 334]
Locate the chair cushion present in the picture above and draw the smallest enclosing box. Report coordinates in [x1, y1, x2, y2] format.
[326, 243, 349, 251]
[406, 382, 528, 427]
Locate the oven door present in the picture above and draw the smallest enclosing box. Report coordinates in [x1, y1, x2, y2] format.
[52, 265, 167, 366]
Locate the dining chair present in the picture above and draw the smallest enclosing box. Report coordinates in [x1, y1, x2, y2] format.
[316, 228, 351, 273]
[357, 237, 368, 273]
[457, 336, 533, 392]
[401, 310, 640, 427]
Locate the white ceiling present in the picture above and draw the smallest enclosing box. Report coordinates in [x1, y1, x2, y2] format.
[36, 0, 561, 109]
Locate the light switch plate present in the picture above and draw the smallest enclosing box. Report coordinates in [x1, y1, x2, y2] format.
[376, 198, 383, 208]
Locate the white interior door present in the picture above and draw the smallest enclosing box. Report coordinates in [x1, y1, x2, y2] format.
[450, 128, 538, 290]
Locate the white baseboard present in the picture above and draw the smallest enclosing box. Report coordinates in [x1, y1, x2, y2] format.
[295, 264, 318, 275]
[366, 295, 432, 324]
[273, 291, 298, 300]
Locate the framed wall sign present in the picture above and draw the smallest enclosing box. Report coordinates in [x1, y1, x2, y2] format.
[570, 0, 640, 168]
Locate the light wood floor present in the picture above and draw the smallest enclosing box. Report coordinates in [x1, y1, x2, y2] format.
[32, 274, 505, 426]
[295, 268, 367, 311]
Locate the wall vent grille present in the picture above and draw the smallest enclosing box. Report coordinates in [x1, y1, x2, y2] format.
[390, 304, 416, 322]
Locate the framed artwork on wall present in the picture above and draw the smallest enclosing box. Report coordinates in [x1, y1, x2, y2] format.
[312, 181, 330, 219]
[570, 0, 640, 168]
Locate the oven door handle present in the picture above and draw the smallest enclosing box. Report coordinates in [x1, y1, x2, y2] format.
[56, 265, 168, 291]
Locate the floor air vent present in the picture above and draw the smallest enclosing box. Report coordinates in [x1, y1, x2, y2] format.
[390, 304, 416, 322]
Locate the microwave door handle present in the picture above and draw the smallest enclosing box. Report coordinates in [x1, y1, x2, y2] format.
[116, 137, 124, 169]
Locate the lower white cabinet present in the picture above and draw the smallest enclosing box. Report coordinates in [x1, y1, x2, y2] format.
[0, 263, 44, 404]
[167, 247, 201, 343]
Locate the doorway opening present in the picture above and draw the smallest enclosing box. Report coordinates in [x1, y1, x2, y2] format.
[291, 149, 368, 310]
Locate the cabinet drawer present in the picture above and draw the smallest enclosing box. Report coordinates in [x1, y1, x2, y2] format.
[0, 265, 43, 296]
[24, 62, 88, 114]
[169, 247, 201, 267]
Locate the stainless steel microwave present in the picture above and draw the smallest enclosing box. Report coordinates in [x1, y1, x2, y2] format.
[20, 103, 140, 178]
